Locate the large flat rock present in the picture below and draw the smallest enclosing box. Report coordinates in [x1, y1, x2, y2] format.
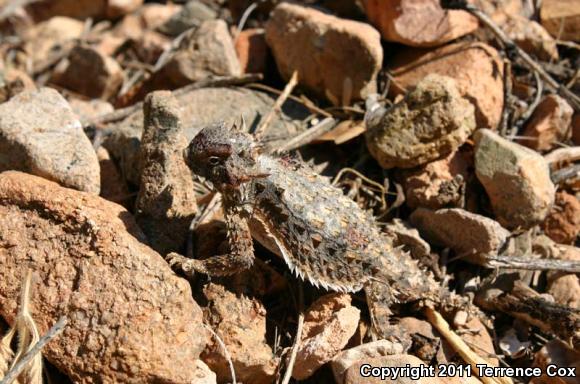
[105, 86, 309, 185]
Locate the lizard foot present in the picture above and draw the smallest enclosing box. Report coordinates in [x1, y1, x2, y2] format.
[166, 252, 205, 278]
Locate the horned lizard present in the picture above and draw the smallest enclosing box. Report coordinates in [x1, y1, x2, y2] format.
[167, 122, 465, 338]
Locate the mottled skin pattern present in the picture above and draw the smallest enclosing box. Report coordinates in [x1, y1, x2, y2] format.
[167, 122, 459, 338]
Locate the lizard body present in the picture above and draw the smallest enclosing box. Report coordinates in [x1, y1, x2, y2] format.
[168, 122, 461, 338]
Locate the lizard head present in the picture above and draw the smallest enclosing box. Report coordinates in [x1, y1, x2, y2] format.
[185, 122, 265, 192]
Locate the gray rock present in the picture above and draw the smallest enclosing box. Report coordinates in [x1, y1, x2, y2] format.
[105, 86, 309, 185]
[135, 91, 198, 255]
[365, 74, 476, 169]
[158, 0, 217, 36]
[148, 19, 240, 90]
[474, 128, 555, 229]
[410, 208, 511, 265]
[0, 87, 100, 194]
[51, 45, 124, 100]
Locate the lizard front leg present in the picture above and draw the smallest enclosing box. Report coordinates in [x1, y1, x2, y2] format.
[166, 208, 254, 277]
[364, 278, 412, 349]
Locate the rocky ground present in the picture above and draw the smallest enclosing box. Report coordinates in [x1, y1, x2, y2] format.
[0, 1, 579, 383]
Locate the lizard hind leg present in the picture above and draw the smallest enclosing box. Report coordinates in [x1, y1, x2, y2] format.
[364, 279, 411, 349]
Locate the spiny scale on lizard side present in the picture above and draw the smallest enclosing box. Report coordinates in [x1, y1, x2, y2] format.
[182, 122, 450, 305]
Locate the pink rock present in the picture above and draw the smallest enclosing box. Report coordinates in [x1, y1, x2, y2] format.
[235, 28, 268, 74]
[503, 14, 559, 61]
[51, 45, 124, 100]
[0, 171, 208, 383]
[106, 0, 143, 19]
[363, 0, 478, 47]
[202, 283, 277, 384]
[521, 95, 574, 151]
[293, 293, 361, 380]
[266, 2, 382, 105]
[540, 0, 580, 42]
[389, 42, 504, 130]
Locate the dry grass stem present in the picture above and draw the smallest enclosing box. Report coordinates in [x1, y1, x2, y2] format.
[255, 70, 300, 140]
[425, 307, 513, 384]
[201, 324, 237, 384]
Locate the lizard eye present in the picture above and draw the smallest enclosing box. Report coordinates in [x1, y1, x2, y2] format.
[208, 156, 221, 166]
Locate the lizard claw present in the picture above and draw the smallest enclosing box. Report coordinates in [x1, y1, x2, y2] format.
[166, 252, 196, 278]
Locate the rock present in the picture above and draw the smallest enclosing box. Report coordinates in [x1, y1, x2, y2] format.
[191, 360, 218, 384]
[51, 45, 124, 100]
[293, 293, 361, 380]
[520, 95, 574, 152]
[0, 67, 36, 103]
[235, 28, 268, 74]
[454, 318, 498, 366]
[503, 15, 559, 61]
[410, 208, 510, 265]
[548, 273, 580, 309]
[0, 88, 100, 194]
[382, 219, 431, 261]
[542, 191, 580, 244]
[25, 16, 83, 66]
[533, 339, 580, 384]
[107, 28, 170, 65]
[96, 147, 130, 206]
[69, 98, 114, 120]
[265, 2, 382, 105]
[0, 171, 208, 383]
[400, 150, 469, 209]
[106, 0, 143, 19]
[147, 20, 240, 91]
[157, 0, 217, 36]
[93, 30, 127, 57]
[135, 91, 198, 255]
[573, 114, 580, 145]
[25, 0, 106, 21]
[202, 283, 277, 384]
[365, 74, 476, 169]
[474, 128, 556, 229]
[398, 317, 442, 361]
[389, 42, 504, 129]
[331, 340, 405, 384]
[363, 0, 478, 47]
[0, 3, 33, 37]
[105, 87, 309, 186]
[476, 0, 532, 25]
[115, 3, 181, 39]
[343, 354, 443, 384]
[540, 0, 580, 42]
[547, 243, 580, 308]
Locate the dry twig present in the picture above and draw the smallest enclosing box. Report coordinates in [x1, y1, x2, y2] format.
[551, 163, 580, 184]
[484, 254, 580, 273]
[0, 317, 67, 384]
[254, 70, 299, 140]
[280, 313, 304, 384]
[544, 146, 580, 166]
[273, 117, 337, 154]
[488, 282, 580, 346]
[201, 324, 237, 384]
[425, 307, 513, 384]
